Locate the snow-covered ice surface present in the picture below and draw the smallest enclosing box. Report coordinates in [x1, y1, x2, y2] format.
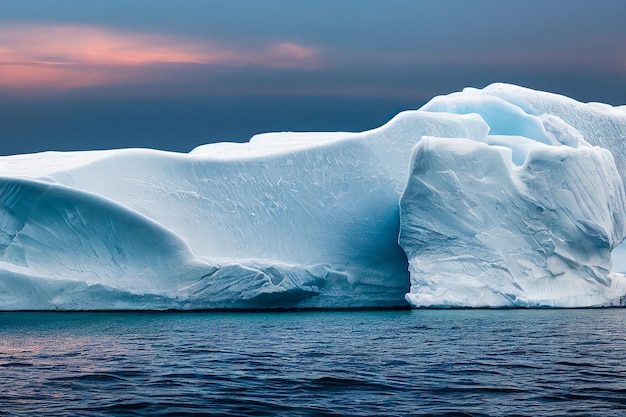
[0, 83, 625, 310]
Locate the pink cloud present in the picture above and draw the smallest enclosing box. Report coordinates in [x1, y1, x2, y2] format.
[0, 22, 321, 92]
[263, 43, 318, 68]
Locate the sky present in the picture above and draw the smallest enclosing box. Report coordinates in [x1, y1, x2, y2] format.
[1, 0, 625, 156]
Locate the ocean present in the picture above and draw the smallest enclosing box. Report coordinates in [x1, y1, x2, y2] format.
[1, 309, 624, 416]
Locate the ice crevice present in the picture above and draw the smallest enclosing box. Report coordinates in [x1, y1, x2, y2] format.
[0, 83, 625, 309]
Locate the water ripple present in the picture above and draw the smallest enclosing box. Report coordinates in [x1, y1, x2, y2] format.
[0, 309, 625, 416]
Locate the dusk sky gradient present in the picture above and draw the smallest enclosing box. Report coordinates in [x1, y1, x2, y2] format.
[1, 0, 625, 156]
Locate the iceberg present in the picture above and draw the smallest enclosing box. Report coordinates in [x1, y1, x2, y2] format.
[0, 83, 624, 310]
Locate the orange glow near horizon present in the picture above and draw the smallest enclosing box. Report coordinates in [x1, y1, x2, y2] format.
[0, 22, 321, 92]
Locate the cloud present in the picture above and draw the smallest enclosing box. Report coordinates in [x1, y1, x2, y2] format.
[0, 22, 321, 92]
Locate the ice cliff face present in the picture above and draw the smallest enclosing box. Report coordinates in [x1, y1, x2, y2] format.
[401, 86, 626, 307]
[0, 83, 624, 310]
[400, 138, 626, 307]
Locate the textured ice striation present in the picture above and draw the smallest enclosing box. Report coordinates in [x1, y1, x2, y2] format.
[1, 83, 625, 310]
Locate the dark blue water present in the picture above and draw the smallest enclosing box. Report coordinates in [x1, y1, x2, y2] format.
[1, 309, 625, 416]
